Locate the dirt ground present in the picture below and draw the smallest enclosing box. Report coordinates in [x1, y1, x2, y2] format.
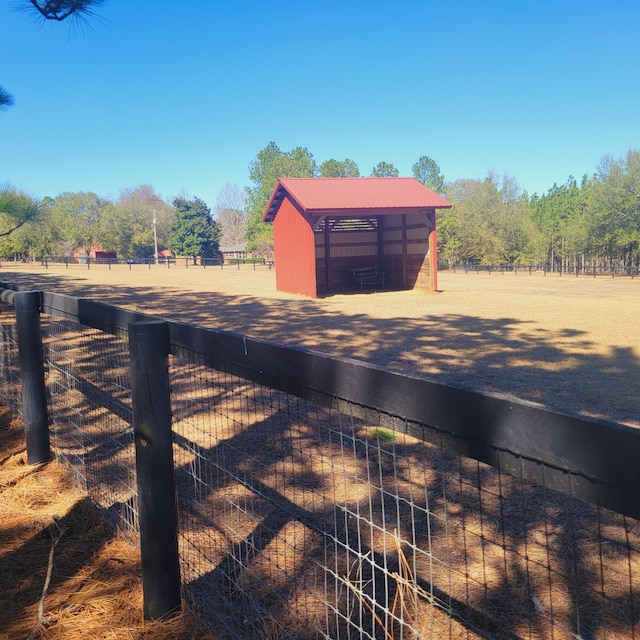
[2, 261, 638, 428]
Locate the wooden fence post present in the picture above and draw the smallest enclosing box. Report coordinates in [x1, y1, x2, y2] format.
[14, 291, 50, 465]
[129, 320, 181, 620]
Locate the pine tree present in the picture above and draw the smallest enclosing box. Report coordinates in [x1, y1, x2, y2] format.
[168, 196, 220, 263]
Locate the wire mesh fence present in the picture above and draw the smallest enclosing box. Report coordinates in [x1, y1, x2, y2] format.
[1, 286, 639, 638]
[0, 296, 21, 419]
[169, 344, 640, 639]
[43, 301, 139, 534]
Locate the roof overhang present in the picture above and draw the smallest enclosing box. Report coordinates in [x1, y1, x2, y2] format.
[263, 182, 288, 222]
[262, 177, 452, 223]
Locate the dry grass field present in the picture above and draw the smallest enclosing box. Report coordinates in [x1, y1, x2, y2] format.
[2, 261, 638, 427]
[1, 262, 639, 639]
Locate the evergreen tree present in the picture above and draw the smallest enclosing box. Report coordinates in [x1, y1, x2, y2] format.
[168, 196, 220, 263]
[318, 158, 360, 177]
[412, 156, 445, 194]
[0, 185, 43, 240]
[371, 161, 399, 177]
[590, 150, 640, 268]
[245, 142, 316, 258]
[529, 177, 591, 270]
[21, 0, 107, 23]
[0, 86, 14, 111]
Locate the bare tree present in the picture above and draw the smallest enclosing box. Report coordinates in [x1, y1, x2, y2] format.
[214, 183, 247, 247]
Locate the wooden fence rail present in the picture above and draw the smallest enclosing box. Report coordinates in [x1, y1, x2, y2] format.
[444, 262, 640, 277]
[25, 287, 639, 521]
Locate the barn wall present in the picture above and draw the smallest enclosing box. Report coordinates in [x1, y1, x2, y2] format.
[414, 252, 432, 291]
[315, 229, 379, 258]
[273, 197, 317, 297]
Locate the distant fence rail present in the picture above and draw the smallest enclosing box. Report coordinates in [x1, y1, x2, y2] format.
[443, 262, 640, 277]
[0, 255, 272, 270]
[1, 281, 639, 638]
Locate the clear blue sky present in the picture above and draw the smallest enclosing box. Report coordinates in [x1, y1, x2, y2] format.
[1, 0, 639, 208]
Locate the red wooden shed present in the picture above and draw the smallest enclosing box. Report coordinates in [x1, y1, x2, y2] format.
[262, 177, 452, 298]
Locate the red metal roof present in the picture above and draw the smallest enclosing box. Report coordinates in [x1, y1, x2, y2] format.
[262, 177, 452, 222]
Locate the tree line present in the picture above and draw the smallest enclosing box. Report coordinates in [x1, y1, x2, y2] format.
[244, 141, 445, 258]
[0, 185, 223, 263]
[1, 144, 638, 269]
[245, 142, 640, 270]
[439, 150, 640, 269]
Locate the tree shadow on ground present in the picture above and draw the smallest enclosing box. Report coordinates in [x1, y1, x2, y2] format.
[5, 271, 638, 427]
[0, 496, 116, 634]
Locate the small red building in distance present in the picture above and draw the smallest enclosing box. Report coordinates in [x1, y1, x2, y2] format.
[72, 245, 117, 263]
[262, 177, 452, 298]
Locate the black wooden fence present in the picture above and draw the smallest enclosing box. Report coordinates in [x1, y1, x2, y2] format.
[444, 262, 640, 277]
[1, 255, 271, 270]
[1, 282, 639, 638]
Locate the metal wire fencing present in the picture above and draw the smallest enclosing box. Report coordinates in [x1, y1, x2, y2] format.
[1, 286, 639, 639]
[0, 294, 21, 419]
[169, 350, 640, 640]
[43, 296, 138, 533]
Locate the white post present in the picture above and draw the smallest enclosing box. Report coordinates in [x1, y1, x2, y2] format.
[152, 213, 159, 265]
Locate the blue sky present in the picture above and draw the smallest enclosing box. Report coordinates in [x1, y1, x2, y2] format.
[1, 1, 639, 208]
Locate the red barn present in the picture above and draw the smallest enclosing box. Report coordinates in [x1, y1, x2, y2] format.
[72, 245, 117, 263]
[262, 177, 452, 298]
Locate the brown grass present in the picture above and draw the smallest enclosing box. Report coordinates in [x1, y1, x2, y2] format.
[2, 262, 638, 427]
[0, 409, 215, 640]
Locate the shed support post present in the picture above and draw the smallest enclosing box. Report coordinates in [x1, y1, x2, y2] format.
[14, 291, 50, 465]
[430, 228, 438, 292]
[324, 221, 331, 294]
[401, 214, 408, 288]
[129, 320, 181, 621]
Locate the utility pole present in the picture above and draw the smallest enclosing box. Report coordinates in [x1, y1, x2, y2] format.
[152, 212, 159, 265]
